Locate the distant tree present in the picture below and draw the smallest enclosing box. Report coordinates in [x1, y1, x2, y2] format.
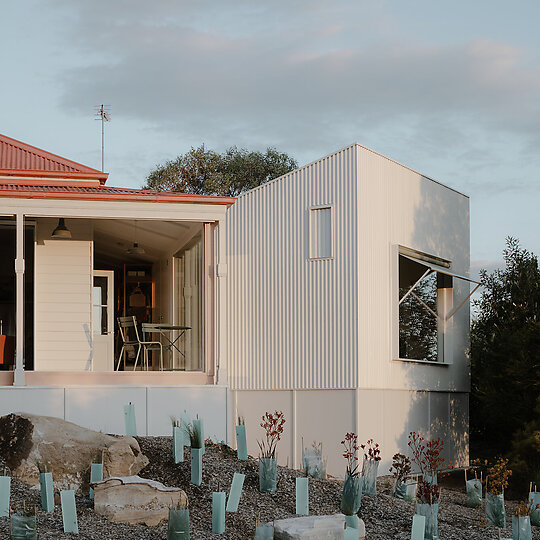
[470, 237, 540, 488]
[399, 272, 438, 362]
[144, 145, 298, 197]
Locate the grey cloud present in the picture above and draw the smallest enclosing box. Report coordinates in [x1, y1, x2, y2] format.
[49, 1, 540, 193]
[63, 38, 540, 133]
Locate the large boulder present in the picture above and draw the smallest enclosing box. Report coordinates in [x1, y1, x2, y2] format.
[93, 476, 188, 526]
[273, 515, 366, 540]
[0, 413, 148, 491]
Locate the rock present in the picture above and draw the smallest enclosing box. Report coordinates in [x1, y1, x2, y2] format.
[93, 476, 188, 526]
[102, 439, 149, 478]
[274, 514, 366, 540]
[0, 413, 148, 491]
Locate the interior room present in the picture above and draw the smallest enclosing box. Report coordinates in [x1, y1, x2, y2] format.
[27, 216, 209, 373]
[92, 218, 206, 372]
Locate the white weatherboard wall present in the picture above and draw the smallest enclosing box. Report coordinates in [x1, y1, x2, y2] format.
[227, 145, 358, 390]
[34, 219, 93, 371]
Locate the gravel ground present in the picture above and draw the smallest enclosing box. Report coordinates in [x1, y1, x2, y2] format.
[0, 436, 538, 539]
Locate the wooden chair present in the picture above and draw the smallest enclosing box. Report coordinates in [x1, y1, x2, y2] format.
[116, 316, 163, 371]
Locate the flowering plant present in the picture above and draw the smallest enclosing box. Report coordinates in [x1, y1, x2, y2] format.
[417, 480, 440, 504]
[486, 457, 512, 495]
[389, 452, 411, 482]
[361, 439, 381, 461]
[408, 431, 426, 473]
[514, 499, 536, 517]
[408, 432, 446, 477]
[257, 411, 285, 459]
[341, 432, 359, 477]
[408, 431, 449, 503]
[425, 438, 445, 477]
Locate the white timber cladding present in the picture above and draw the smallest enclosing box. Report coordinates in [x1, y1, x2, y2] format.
[227, 145, 358, 390]
[34, 219, 93, 371]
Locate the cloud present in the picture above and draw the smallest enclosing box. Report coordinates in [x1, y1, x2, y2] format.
[43, 0, 540, 198]
[58, 5, 540, 138]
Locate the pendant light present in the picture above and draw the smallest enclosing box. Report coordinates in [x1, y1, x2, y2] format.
[127, 242, 145, 255]
[51, 218, 72, 239]
[126, 221, 145, 255]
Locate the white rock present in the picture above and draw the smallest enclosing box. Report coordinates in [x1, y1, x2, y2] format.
[93, 475, 188, 526]
[274, 514, 366, 540]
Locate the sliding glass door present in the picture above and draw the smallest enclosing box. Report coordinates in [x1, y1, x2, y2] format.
[173, 234, 203, 371]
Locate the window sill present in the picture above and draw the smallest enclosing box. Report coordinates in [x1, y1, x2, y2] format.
[393, 358, 451, 366]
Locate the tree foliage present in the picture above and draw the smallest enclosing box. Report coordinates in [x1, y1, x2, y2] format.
[470, 237, 540, 487]
[144, 145, 298, 197]
[399, 272, 438, 362]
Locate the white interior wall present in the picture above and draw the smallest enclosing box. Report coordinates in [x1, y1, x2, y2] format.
[34, 218, 93, 371]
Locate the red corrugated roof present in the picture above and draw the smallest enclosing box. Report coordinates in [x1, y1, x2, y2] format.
[0, 134, 235, 206]
[0, 183, 236, 205]
[0, 134, 108, 183]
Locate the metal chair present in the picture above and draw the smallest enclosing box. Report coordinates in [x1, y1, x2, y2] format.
[142, 323, 166, 370]
[116, 316, 163, 371]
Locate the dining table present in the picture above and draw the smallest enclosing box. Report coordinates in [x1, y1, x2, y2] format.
[142, 323, 191, 370]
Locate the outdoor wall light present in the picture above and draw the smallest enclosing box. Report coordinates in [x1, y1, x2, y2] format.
[51, 218, 72, 239]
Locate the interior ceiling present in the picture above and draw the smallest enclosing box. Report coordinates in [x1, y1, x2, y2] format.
[93, 219, 202, 264]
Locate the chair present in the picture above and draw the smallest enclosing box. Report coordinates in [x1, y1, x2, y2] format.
[142, 323, 166, 370]
[116, 316, 163, 371]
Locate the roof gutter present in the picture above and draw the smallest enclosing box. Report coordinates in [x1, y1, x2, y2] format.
[0, 189, 236, 206]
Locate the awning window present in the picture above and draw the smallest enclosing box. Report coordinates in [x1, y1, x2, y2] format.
[399, 254, 480, 321]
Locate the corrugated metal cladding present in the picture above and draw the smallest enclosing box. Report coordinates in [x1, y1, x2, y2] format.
[227, 145, 359, 390]
[355, 145, 470, 392]
[0, 134, 97, 173]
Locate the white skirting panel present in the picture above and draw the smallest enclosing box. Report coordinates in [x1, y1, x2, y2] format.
[232, 388, 468, 478]
[0, 387, 65, 418]
[0, 385, 467, 477]
[0, 385, 228, 441]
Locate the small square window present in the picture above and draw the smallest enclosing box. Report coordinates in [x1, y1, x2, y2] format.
[310, 207, 332, 259]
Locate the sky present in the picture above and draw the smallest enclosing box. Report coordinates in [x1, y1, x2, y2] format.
[2, 0, 540, 277]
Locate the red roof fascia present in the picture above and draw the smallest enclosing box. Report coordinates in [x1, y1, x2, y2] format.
[0, 134, 108, 184]
[0, 184, 236, 206]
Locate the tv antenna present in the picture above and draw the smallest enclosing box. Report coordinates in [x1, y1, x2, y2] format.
[95, 104, 111, 172]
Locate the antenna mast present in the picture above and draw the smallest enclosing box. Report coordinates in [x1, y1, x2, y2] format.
[94, 104, 111, 172]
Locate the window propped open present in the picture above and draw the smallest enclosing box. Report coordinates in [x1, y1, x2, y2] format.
[398, 253, 479, 363]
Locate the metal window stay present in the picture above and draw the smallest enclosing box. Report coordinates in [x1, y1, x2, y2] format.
[398, 255, 481, 322]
